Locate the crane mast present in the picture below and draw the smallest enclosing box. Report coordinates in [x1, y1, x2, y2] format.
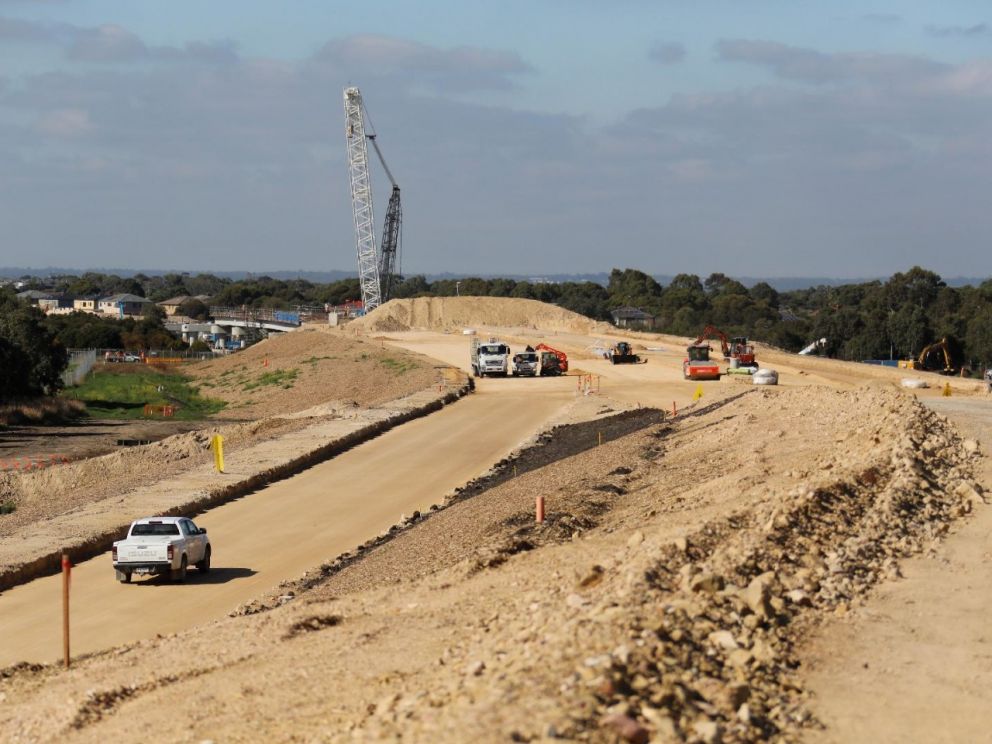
[343, 87, 402, 311]
[343, 87, 381, 311]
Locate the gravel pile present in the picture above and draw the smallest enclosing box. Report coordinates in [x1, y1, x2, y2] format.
[340, 387, 981, 742]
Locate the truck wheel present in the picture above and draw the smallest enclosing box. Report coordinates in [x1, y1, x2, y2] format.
[197, 546, 211, 573]
[172, 555, 188, 583]
[116, 569, 131, 584]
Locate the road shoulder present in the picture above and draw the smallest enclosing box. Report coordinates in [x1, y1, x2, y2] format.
[802, 398, 992, 744]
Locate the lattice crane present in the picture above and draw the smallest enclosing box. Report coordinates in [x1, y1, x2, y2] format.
[343, 86, 402, 312]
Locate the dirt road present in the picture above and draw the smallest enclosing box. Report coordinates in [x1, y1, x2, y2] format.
[804, 396, 992, 743]
[0, 378, 574, 667]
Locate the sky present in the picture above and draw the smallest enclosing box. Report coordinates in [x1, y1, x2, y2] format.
[1, 1, 992, 279]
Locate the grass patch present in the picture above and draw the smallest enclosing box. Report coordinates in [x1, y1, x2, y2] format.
[303, 355, 335, 365]
[378, 357, 419, 375]
[0, 501, 16, 515]
[62, 365, 226, 420]
[242, 368, 299, 391]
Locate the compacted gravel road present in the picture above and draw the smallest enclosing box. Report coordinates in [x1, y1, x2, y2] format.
[0, 376, 574, 666]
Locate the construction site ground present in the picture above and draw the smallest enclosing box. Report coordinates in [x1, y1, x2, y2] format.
[0, 297, 989, 743]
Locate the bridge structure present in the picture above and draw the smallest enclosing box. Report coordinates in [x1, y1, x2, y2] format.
[208, 306, 304, 332]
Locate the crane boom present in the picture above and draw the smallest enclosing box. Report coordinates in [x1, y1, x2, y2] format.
[343, 87, 382, 312]
[367, 134, 401, 303]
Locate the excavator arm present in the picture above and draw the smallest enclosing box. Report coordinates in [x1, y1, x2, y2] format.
[917, 338, 956, 374]
[693, 325, 730, 358]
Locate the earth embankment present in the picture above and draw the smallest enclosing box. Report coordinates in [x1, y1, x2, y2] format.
[0, 383, 979, 743]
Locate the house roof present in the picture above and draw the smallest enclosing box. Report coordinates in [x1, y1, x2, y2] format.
[158, 295, 190, 306]
[101, 293, 151, 304]
[610, 306, 655, 320]
[17, 289, 57, 300]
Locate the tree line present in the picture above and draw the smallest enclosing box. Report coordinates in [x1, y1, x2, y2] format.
[5, 265, 992, 401]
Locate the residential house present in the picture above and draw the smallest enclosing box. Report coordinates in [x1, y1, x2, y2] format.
[98, 293, 153, 317]
[610, 306, 657, 329]
[73, 296, 99, 313]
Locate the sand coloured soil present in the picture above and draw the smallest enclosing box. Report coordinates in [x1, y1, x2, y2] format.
[0, 302, 990, 743]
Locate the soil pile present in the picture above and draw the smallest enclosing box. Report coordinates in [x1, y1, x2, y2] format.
[352, 296, 613, 335]
[0, 385, 979, 743]
[187, 328, 437, 419]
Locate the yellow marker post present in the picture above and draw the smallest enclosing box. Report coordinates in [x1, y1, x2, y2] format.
[942, 382, 952, 397]
[211, 434, 225, 473]
[693, 385, 704, 401]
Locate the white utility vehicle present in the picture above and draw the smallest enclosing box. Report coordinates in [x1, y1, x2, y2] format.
[470, 338, 510, 378]
[112, 516, 211, 583]
[511, 350, 540, 377]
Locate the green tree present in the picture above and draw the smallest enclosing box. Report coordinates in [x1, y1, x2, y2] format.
[0, 291, 68, 396]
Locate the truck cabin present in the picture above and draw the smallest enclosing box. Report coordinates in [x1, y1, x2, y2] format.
[686, 345, 712, 362]
[479, 344, 509, 356]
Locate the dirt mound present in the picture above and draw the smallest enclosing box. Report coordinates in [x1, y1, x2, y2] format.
[352, 296, 611, 335]
[187, 328, 437, 419]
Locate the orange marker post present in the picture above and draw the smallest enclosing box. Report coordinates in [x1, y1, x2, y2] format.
[61, 553, 71, 668]
[672, 401, 677, 418]
[536, 495, 545, 524]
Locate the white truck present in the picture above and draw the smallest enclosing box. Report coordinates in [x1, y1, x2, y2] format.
[112, 516, 211, 583]
[511, 350, 540, 376]
[471, 338, 510, 378]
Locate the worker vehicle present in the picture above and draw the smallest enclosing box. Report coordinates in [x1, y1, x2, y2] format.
[683, 344, 721, 380]
[512, 350, 540, 377]
[539, 351, 564, 376]
[471, 338, 510, 377]
[112, 516, 211, 583]
[916, 338, 957, 375]
[608, 342, 641, 364]
[693, 325, 757, 367]
[534, 343, 568, 373]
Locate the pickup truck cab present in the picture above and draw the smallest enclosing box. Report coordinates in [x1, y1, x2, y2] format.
[511, 351, 539, 377]
[112, 516, 211, 583]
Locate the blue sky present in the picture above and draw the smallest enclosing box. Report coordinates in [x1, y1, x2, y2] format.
[2, 1, 992, 278]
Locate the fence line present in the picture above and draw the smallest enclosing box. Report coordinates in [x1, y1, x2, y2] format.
[61, 349, 97, 387]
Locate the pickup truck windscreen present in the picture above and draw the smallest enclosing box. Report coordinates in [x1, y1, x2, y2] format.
[131, 523, 180, 536]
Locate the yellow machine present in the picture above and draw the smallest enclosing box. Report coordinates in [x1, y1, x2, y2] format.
[916, 338, 956, 375]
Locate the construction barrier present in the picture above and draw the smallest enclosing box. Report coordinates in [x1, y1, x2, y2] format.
[144, 357, 187, 365]
[143, 404, 176, 417]
[577, 374, 600, 396]
[0, 454, 70, 471]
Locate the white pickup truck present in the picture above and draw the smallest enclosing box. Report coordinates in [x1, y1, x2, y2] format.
[112, 516, 211, 583]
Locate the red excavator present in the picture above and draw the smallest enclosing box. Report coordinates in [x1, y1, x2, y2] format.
[693, 325, 756, 367]
[535, 343, 568, 373]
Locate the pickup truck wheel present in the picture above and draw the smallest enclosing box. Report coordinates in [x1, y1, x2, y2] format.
[197, 546, 211, 573]
[172, 555, 188, 583]
[116, 569, 131, 584]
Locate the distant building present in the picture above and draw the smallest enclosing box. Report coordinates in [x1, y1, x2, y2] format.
[158, 295, 191, 316]
[610, 306, 656, 329]
[98, 293, 153, 317]
[73, 296, 99, 313]
[16, 289, 57, 305]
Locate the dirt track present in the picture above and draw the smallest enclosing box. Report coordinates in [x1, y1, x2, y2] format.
[0, 377, 575, 666]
